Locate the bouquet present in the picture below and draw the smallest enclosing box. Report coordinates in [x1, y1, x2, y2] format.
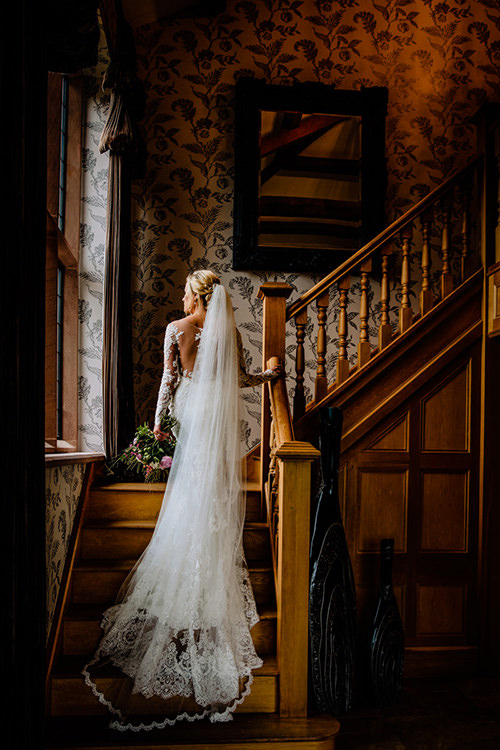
[107, 415, 177, 483]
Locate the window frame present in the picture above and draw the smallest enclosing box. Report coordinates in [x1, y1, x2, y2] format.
[45, 72, 82, 453]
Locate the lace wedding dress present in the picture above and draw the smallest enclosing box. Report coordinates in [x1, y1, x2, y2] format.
[82, 285, 276, 731]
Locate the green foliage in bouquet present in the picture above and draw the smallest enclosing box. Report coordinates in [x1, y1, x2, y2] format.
[107, 414, 177, 483]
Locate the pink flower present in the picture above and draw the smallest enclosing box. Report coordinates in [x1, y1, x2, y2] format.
[160, 455, 173, 469]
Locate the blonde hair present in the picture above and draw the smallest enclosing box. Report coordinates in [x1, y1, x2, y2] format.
[187, 269, 221, 308]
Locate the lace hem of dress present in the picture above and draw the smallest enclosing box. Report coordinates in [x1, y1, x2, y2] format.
[81, 559, 263, 731]
[81, 659, 258, 732]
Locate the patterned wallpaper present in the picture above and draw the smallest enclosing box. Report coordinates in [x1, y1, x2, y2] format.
[45, 463, 86, 638]
[127, 0, 499, 450]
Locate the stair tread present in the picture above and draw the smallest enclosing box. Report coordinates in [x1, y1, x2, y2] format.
[74, 558, 273, 572]
[92, 481, 261, 492]
[52, 654, 279, 677]
[92, 482, 166, 492]
[245, 481, 261, 492]
[83, 520, 268, 530]
[65, 603, 277, 621]
[45, 713, 341, 747]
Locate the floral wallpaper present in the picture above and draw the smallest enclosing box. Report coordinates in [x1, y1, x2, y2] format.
[126, 0, 499, 450]
[78, 24, 110, 453]
[45, 463, 86, 638]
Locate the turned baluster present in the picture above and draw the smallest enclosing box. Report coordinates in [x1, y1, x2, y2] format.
[457, 182, 471, 283]
[439, 199, 453, 299]
[420, 210, 434, 316]
[314, 290, 329, 403]
[293, 307, 308, 421]
[399, 225, 413, 334]
[378, 245, 393, 351]
[257, 282, 293, 500]
[268, 425, 279, 551]
[358, 258, 372, 368]
[336, 276, 350, 384]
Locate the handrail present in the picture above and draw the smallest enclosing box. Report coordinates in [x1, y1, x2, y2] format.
[286, 154, 483, 320]
[267, 356, 294, 444]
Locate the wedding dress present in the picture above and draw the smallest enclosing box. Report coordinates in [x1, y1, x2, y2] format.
[82, 285, 276, 731]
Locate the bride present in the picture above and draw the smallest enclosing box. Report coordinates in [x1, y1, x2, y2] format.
[82, 270, 280, 731]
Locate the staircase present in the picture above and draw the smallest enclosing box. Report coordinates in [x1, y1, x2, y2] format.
[45, 473, 340, 748]
[45, 140, 498, 746]
[257, 153, 489, 684]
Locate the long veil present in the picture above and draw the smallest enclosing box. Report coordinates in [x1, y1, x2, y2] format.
[82, 284, 263, 730]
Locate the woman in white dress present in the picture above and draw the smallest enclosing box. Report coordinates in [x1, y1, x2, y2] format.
[83, 270, 280, 731]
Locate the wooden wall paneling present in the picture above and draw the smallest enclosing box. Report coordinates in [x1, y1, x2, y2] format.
[357, 467, 408, 554]
[420, 471, 469, 552]
[341, 341, 481, 675]
[421, 362, 470, 452]
[366, 412, 409, 452]
[416, 584, 467, 637]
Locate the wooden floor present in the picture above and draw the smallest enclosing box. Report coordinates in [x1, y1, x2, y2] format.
[335, 677, 500, 750]
[45, 713, 341, 749]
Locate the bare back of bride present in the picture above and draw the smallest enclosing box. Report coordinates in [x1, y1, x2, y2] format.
[82, 270, 279, 731]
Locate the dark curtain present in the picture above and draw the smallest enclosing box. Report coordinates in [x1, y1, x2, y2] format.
[2, 2, 99, 748]
[99, 16, 146, 459]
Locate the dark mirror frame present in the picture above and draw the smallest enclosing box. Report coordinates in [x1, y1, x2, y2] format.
[232, 78, 388, 273]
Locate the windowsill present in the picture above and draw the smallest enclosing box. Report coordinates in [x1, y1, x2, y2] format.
[45, 452, 106, 467]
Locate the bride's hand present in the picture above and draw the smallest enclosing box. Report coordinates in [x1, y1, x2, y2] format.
[153, 424, 171, 442]
[271, 363, 284, 378]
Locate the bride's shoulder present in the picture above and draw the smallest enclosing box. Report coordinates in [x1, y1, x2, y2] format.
[165, 318, 187, 340]
[167, 317, 189, 329]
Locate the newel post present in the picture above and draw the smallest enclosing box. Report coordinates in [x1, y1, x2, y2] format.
[275, 440, 321, 717]
[257, 283, 293, 491]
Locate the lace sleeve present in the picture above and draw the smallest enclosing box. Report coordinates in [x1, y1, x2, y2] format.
[154, 323, 180, 426]
[236, 328, 277, 388]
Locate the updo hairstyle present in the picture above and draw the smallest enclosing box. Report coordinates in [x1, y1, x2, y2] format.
[186, 269, 221, 308]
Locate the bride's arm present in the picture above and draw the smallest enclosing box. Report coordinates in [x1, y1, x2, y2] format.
[153, 323, 181, 436]
[236, 328, 282, 387]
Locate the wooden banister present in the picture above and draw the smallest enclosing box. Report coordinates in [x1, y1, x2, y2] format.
[267, 356, 294, 444]
[256, 152, 485, 719]
[258, 283, 293, 496]
[286, 155, 482, 321]
[274, 440, 320, 717]
[282, 155, 483, 423]
[265, 367, 320, 717]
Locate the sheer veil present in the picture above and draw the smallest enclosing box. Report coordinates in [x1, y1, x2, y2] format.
[82, 284, 263, 730]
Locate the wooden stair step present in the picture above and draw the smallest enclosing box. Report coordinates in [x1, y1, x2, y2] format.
[80, 522, 270, 562]
[72, 559, 275, 606]
[50, 656, 279, 717]
[86, 482, 262, 522]
[45, 713, 340, 749]
[62, 605, 277, 657]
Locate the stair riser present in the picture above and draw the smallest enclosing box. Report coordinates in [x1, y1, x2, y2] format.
[50, 675, 278, 716]
[63, 617, 276, 657]
[72, 567, 275, 606]
[80, 526, 270, 561]
[86, 489, 262, 523]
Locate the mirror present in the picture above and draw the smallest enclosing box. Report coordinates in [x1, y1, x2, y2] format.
[233, 79, 388, 272]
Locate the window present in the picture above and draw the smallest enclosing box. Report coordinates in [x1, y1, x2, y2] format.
[45, 72, 82, 453]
